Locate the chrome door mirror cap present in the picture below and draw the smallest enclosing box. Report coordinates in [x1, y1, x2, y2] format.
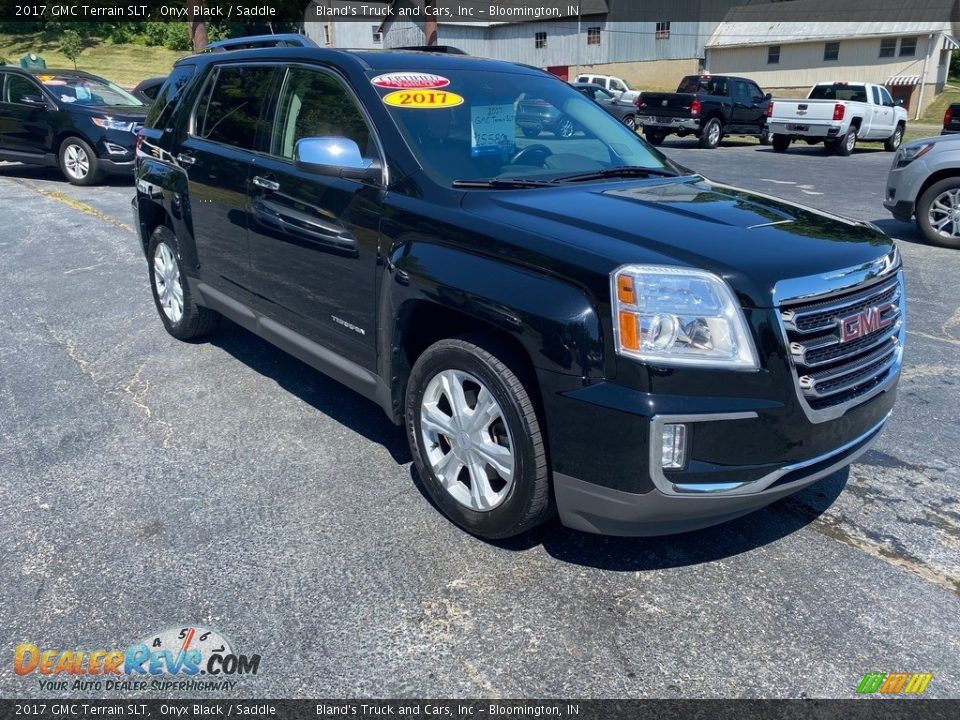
[294, 136, 380, 182]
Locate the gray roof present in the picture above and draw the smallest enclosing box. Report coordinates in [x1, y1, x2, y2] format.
[706, 0, 956, 49]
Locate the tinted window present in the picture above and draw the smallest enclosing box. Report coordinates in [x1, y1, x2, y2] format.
[3, 74, 41, 104]
[879, 87, 894, 107]
[871, 86, 881, 105]
[381, 69, 670, 185]
[270, 68, 372, 161]
[38, 73, 142, 106]
[145, 65, 196, 129]
[194, 65, 276, 150]
[809, 83, 868, 101]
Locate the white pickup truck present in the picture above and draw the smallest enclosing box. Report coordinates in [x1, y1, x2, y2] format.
[766, 81, 907, 156]
[574, 73, 641, 104]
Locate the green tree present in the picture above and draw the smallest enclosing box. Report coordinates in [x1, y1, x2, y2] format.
[60, 29, 83, 70]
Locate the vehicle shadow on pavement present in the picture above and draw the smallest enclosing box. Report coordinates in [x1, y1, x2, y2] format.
[0, 162, 133, 187]
[870, 218, 928, 246]
[209, 319, 412, 465]
[497, 471, 850, 570]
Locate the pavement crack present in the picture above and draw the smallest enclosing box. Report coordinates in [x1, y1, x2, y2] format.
[7, 177, 134, 234]
[35, 316, 174, 448]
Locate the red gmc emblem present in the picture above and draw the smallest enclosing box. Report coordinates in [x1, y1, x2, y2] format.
[839, 302, 896, 342]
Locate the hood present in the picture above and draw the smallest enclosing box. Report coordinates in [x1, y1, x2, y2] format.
[62, 103, 149, 121]
[460, 175, 894, 308]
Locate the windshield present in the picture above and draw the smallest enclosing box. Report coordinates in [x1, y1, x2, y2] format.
[38, 74, 143, 107]
[376, 68, 673, 185]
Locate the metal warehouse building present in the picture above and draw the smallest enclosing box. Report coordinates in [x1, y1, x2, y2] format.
[704, 0, 959, 118]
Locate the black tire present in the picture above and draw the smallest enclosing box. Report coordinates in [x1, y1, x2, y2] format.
[698, 117, 723, 149]
[758, 127, 771, 146]
[623, 114, 637, 131]
[823, 139, 840, 153]
[772, 134, 790, 153]
[916, 177, 960, 250]
[835, 126, 858, 156]
[405, 336, 553, 539]
[885, 123, 905, 152]
[147, 226, 220, 340]
[59, 136, 104, 186]
[521, 127, 541, 138]
[644, 129, 665, 145]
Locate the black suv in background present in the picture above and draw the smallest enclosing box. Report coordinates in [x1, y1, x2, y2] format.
[134, 48, 903, 539]
[0, 67, 147, 184]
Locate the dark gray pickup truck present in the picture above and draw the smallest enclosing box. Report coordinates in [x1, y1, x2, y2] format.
[637, 74, 772, 148]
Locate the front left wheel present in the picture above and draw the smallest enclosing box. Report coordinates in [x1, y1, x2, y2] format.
[405, 337, 553, 539]
[148, 226, 220, 340]
[59, 137, 104, 186]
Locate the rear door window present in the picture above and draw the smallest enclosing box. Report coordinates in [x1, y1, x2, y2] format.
[193, 65, 277, 150]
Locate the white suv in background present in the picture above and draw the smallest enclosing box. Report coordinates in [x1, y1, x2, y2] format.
[575, 74, 640, 103]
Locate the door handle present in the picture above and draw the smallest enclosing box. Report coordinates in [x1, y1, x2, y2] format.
[176, 153, 195, 166]
[252, 175, 280, 191]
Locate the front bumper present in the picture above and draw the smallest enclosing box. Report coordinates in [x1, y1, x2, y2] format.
[555, 414, 887, 536]
[883, 154, 930, 221]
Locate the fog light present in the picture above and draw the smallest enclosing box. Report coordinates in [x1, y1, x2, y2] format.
[661, 424, 687, 469]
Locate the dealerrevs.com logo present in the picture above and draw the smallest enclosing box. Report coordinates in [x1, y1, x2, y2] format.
[14, 626, 261, 692]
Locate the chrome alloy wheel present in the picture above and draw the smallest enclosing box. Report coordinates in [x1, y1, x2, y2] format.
[63, 143, 89, 180]
[927, 188, 960, 240]
[845, 130, 857, 153]
[420, 369, 515, 511]
[707, 121, 721, 146]
[153, 241, 184, 323]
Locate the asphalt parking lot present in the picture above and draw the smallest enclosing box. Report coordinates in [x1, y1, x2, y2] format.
[1, 136, 958, 699]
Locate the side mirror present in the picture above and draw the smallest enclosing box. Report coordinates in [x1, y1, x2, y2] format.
[896, 98, 905, 106]
[764, 93, 773, 101]
[294, 137, 380, 181]
[20, 95, 47, 108]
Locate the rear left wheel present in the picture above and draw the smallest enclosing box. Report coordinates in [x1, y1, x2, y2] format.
[623, 115, 637, 131]
[406, 337, 553, 539]
[148, 226, 220, 340]
[556, 117, 576, 138]
[884, 124, 904, 152]
[699, 118, 723, 149]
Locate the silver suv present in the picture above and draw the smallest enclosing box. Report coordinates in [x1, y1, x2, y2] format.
[885, 134, 960, 249]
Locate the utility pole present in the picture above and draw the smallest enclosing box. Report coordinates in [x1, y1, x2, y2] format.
[424, 0, 438, 46]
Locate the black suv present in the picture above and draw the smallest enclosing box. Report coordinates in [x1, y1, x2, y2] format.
[0, 67, 147, 185]
[134, 48, 904, 539]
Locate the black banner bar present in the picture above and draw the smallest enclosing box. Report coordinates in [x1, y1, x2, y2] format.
[0, 0, 952, 24]
[2, 700, 960, 720]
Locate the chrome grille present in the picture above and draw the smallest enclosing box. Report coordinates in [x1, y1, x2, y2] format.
[780, 270, 904, 416]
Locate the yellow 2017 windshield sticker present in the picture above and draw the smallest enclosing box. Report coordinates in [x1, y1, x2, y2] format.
[382, 90, 464, 108]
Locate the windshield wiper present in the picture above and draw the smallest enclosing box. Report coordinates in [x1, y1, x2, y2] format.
[555, 167, 679, 183]
[452, 177, 557, 189]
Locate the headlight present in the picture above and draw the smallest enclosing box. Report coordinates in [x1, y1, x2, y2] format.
[92, 117, 136, 132]
[611, 265, 759, 369]
[895, 143, 933, 168]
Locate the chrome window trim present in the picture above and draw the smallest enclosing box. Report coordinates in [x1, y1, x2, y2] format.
[649, 413, 889, 497]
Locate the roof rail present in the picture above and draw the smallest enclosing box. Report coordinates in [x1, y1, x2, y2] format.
[393, 45, 467, 54]
[203, 34, 319, 53]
